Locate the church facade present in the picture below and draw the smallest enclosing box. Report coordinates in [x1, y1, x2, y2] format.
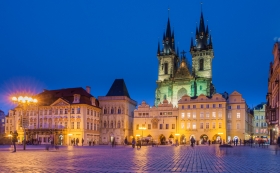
[155, 12, 215, 107]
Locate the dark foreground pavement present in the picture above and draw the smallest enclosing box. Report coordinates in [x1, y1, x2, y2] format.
[0, 144, 279, 173]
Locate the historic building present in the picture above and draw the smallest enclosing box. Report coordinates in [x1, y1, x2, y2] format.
[99, 79, 137, 145]
[155, 12, 215, 107]
[226, 91, 253, 142]
[133, 100, 178, 144]
[266, 42, 280, 144]
[253, 103, 268, 140]
[134, 10, 253, 145]
[5, 87, 101, 146]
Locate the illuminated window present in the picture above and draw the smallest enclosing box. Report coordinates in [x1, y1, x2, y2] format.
[187, 122, 190, 129]
[181, 122, 185, 129]
[193, 123, 196, 129]
[71, 108, 74, 114]
[212, 122, 216, 129]
[227, 123, 231, 129]
[219, 122, 222, 129]
[181, 113, 185, 119]
[200, 112, 204, 118]
[172, 124, 175, 129]
[206, 123, 209, 129]
[212, 112, 216, 118]
[148, 124, 151, 129]
[256, 129, 258, 133]
[206, 112, 209, 118]
[136, 124, 139, 130]
[218, 112, 222, 118]
[193, 113, 196, 119]
[228, 113, 231, 119]
[71, 122, 74, 129]
[187, 113, 190, 118]
[237, 112, 240, 119]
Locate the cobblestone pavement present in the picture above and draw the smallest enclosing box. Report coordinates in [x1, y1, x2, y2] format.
[0, 144, 279, 173]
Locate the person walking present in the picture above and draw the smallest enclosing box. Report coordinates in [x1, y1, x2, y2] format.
[190, 137, 195, 147]
[208, 140, 211, 146]
[12, 130, 18, 152]
[240, 139, 242, 146]
[236, 139, 239, 146]
[124, 137, 128, 145]
[112, 137, 115, 148]
[82, 138, 84, 146]
[76, 138, 79, 146]
[132, 138, 136, 148]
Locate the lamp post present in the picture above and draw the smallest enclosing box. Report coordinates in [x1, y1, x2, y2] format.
[12, 96, 38, 150]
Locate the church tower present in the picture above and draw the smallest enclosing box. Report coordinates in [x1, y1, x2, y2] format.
[157, 17, 179, 82]
[190, 11, 215, 96]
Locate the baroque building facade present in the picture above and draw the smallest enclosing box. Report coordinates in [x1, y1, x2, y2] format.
[99, 79, 137, 144]
[266, 42, 280, 144]
[5, 87, 101, 146]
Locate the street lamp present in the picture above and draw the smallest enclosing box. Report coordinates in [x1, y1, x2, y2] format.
[12, 96, 38, 150]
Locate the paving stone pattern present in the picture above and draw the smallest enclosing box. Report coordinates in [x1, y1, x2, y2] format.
[0, 145, 279, 173]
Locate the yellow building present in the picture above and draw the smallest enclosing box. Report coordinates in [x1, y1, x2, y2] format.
[178, 94, 227, 144]
[133, 100, 178, 144]
[5, 87, 101, 146]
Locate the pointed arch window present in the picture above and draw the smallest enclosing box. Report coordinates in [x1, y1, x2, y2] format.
[199, 59, 204, 71]
[117, 121, 121, 128]
[111, 121, 113, 128]
[104, 121, 106, 128]
[164, 63, 168, 74]
[111, 108, 114, 114]
[118, 108, 121, 114]
[104, 108, 107, 114]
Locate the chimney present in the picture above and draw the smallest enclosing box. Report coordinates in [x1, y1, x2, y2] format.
[86, 86, 91, 94]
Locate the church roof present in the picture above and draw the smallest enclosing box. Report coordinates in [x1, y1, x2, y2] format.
[106, 79, 131, 98]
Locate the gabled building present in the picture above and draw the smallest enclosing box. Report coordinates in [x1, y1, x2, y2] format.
[5, 87, 101, 146]
[0, 110, 5, 135]
[253, 103, 268, 140]
[99, 79, 137, 144]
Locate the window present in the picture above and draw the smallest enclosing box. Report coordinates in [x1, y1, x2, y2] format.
[227, 123, 231, 129]
[71, 108, 75, 114]
[237, 113, 240, 119]
[54, 122, 57, 128]
[200, 85, 202, 90]
[228, 106, 231, 109]
[64, 122, 67, 129]
[256, 129, 259, 133]
[104, 121, 107, 128]
[136, 124, 139, 130]
[212, 122, 216, 129]
[71, 122, 74, 129]
[219, 104, 222, 108]
[200, 123, 204, 129]
[164, 63, 168, 74]
[152, 122, 158, 129]
[94, 123, 97, 130]
[87, 109, 89, 115]
[91, 110, 93, 115]
[237, 105, 240, 109]
[206, 104, 209, 108]
[172, 124, 175, 129]
[256, 123, 258, 127]
[60, 109, 63, 114]
[111, 108, 114, 114]
[87, 122, 89, 129]
[193, 105, 196, 108]
[181, 113, 185, 119]
[118, 121, 121, 128]
[181, 122, 185, 129]
[40, 110, 43, 115]
[166, 124, 169, 129]
[159, 124, 163, 129]
[264, 123, 267, 127]
[201, 104, 204, 108]
[90, 123, 93, 130]
[219, 122, 222, 129]
[187, 113, 190, 118]
[65, 109, 68, 114]
[199, 59, 204, 70]
[200, 112, 204, 118]
[94, 111, 96, 117]
[77, 108, 80, 114]
[261, 116, 264, 120]
[148, 124, 151, 129]
[213, 104, 216, 108]
[218, 112, 222, 118]
[206, 112, 209, 118]
[188, 105, 190, 109]
[187, 122, 190, 129]
[49, 110, 52, 115]
[256, 116, 258, 120]
[212, 112, 216, 118]
[44, 110, 47, 115]
[40, 123, 42, 128]
[228, 113, 231, 119]
[182, 105, 184, 109]
[193, 123, 196, 129]
[206, 123, 209, 129]
[237, 123, 240, 129]
[118, 109, 121, 114]
[193, 113, 196, 119]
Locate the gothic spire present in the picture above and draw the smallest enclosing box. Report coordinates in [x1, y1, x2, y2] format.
[199, 12, 205, 34]
[166, 18, 172, 40]
[190, 37, 194, 51]
[157, 41, 161, 56]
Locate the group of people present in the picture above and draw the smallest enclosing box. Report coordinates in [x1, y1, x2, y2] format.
[229, 139, 242, 146]
[70, 138, 80, 146]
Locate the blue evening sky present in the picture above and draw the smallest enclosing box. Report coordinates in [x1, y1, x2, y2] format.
[0, 1, 279, 113]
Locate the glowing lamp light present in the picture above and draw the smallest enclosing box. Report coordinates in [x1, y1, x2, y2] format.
[136, 134, 140, 137]
[218, 133, 223, 134]
[18, 96, 23, 102]
[8, 134, 12, 137]
[33, 99, 38, 103]
[68, 134, 73, 136]
[12, 97, 17, 102]
[175, 134, 180, 136]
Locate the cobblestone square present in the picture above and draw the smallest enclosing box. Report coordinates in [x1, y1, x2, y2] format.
[0, 145, 279, 173]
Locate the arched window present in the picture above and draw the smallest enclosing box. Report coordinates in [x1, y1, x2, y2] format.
[117, 121, 121, 128]
[111, 121, 113, 128]
[111, 108, 114, 114]
[164, 63, 168, 74]
[104, 108, 107, 114]
[199, 59, 204, 71]
[118, 108, 121, 114]
[104, 121, 106, 128]
[200, 85, 202, 90]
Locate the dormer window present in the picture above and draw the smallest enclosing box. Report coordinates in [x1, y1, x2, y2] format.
[73, 94, 81, 103]
[90, 97, 96, 106]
